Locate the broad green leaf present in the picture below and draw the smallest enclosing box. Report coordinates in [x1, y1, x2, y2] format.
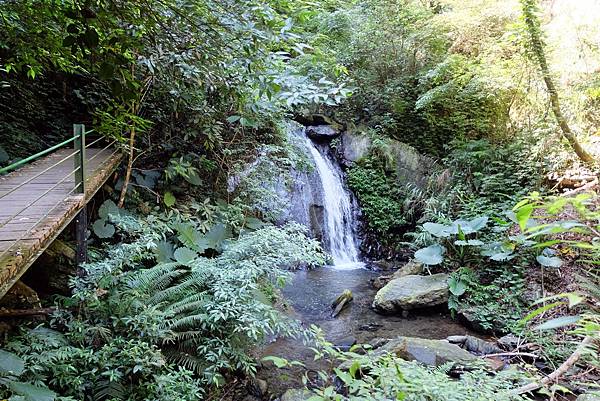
[448, 276, 467, 296]
[349, 360, 360, 378]
[515, 204, 534, 231]
[174, 223, 203, 249]
[92, 219, 115, 239]
[261, 356, 288, 368]
[203, 223, 232, 250]
[534, 315, 581, 331]
[334, 368, 353, 385]
[184, 171, 202, 186]
[98, 200, 120, 220]
[245, 217, 265, 230]
[0, 350, 25, 375]
[164, 191, 176, 207]
[422, 222, 452, 238]
[155, 241, 175, 262]
[174, 247, 198, 264]
[414, 244, 445, 265]
[8, 382, 56, 401]
[467, 216, 488, 232]
[536, 255, 562, 268]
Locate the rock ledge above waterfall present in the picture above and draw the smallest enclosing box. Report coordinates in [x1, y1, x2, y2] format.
[306, 125, 340, 142]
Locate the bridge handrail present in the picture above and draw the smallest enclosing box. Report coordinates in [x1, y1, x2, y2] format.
[0, 128, 95, 175]
[0, 124, 119, 264]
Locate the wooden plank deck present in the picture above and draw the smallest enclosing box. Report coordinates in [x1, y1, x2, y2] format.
[0, 147, 122, 298]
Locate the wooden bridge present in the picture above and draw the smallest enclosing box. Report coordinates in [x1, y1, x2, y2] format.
[0, 125, 122, 299]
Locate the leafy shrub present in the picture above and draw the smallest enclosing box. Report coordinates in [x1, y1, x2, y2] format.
[265, 327, 530, 401]
[1, 209, 325, 400]
[347, 155, 406, 236]
[442, 138, 544, 218]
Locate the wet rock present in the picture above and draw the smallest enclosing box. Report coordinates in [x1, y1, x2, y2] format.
[456, 306, 493, 333]
[371, 260, 423, 290]
[369, 337, 390, 350]
[446, 335, 502, 355]
[331, 289, 353, 317]
[373, 273, 449, 313]
[497, 334, 521, 350]
[335, 336, 357, 352]
[256, 379, 268, 396]
[339, 127, 372, 164]
[281, 389, 315, 401]
[358, 322, 383, 332]
[577, 394, 600, 401]
[294, 113, 343, 130]
[371, 275, 392, 290]
[306, 125, 340, 142]
[339, 336, 484, 370]
[338, 128, 436, 190]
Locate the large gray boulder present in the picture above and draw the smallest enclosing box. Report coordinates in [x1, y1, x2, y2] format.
[339, 128, 436, 189]
[373, 273, 449, 313]
[340, 127, 372, 163]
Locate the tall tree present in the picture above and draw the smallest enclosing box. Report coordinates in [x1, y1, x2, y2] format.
[521, 0, 595, 164]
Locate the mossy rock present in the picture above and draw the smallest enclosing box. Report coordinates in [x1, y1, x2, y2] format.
[373, 273, 449, 313]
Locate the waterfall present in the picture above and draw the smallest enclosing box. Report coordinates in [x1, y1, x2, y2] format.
[304, 135, 363, 269]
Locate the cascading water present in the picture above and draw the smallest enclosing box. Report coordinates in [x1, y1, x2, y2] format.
[304, 134, 363, 269]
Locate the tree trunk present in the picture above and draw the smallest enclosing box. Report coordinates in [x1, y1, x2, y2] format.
[118, 125, 136, 208]
[522, 0, 594, 164]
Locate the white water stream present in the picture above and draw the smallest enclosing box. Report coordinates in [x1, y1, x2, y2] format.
[305, 136, 363, 269]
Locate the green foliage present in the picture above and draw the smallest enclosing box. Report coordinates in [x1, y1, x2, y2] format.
[269, 326, 530, 401]
[347, 155, 406, 238]
[1, 206, 324, 400]
[442, 138, 544, 218]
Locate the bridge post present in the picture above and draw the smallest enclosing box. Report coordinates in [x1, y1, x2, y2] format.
[73, 124, 88, 267]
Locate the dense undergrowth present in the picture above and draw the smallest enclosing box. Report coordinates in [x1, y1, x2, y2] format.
[1, 0, 599, 399]
[1, 210, 324, 400]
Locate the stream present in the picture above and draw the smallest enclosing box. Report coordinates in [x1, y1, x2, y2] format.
[257, 126, 478, 395]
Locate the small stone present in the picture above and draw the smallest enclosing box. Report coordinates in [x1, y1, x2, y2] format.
[335, 336, 357, 352]
[497, 334, 520, 350]
[331, 289, 353, 317]
[358, 322, 383, 332]
[256, 379, 268, 396]
[369, 337, 389, 349]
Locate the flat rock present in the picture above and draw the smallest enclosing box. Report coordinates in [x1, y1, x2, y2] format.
[446, 335, 502, 355]
[373, 273, 449, 312]
[339, 336, 487, 371]
[381, 336, 480, 366]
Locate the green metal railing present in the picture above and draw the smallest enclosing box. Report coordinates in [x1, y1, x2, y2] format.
[0, 124, 118, 263]
[0, 124, 94, 176]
